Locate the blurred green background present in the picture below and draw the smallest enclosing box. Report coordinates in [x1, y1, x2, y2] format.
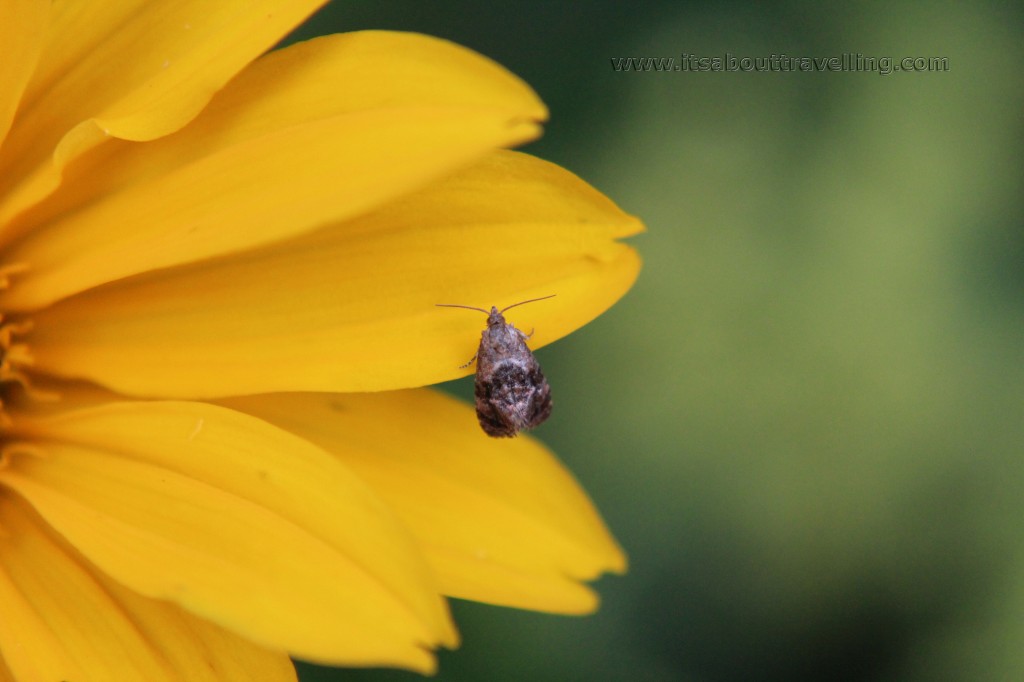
[287, 2, 1024, 680]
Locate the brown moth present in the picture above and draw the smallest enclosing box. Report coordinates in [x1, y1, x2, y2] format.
[436, 295, 555, 438]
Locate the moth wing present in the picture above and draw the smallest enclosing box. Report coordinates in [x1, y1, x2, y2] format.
[525, 366, 553, 427]
[474, 376, 517, 437]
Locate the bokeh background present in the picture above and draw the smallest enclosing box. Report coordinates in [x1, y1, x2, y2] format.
[285, 2, 1024, 680]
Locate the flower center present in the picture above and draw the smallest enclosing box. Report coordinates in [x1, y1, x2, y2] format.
[0, 317, 35, 418]
[0, 265, 43, 422]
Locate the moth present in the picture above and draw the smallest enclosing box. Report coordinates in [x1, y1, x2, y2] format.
[436, 295, 555, 438]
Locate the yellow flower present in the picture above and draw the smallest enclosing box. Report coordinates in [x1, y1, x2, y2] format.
[0, 2, 642, 680]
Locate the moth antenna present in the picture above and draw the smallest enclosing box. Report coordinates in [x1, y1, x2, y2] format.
[436, 303, 490, 314]
[499, 294, 556, 314]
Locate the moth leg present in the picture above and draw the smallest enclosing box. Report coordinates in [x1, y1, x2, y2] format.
[459, 353, 478, 369]
[517, 328, 535, 341]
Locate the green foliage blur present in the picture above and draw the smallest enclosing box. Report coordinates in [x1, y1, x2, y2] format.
[289, 2, 1024, 680]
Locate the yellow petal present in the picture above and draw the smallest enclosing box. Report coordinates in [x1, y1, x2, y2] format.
[29, 151, 642, 397]
[0, 497, 296, 682]
[2, 32, 547, 310]
[0, 0, 327, 241]
[18, 30, 547, 228]
[0, 1, 47, 146]
[220, 390, 627, 614]
[4, 400, 456, 670]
